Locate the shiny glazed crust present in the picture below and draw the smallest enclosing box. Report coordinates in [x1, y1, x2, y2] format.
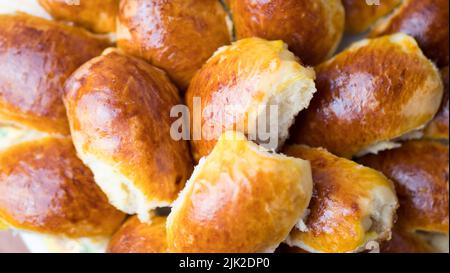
[0, 13, 109, 135]
[381, 227, 434, 253]
[424, 67, 449, 140]
[0, 137, 125, 237]
[228, 0, 344, 65]
[284, 145, 398, 253]
[186, 37, 316, 162]
[107, 216, 167, 253]
[290, 34, 444, 158]
[371, 0, 449, 67]
[167, 131, 313, 253]
[64, 49, 193, 220]
[117, 0, 231, 90]
[358, 140, 449, 235]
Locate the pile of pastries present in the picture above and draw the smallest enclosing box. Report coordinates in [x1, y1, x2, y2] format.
[0, 0, 448, 253]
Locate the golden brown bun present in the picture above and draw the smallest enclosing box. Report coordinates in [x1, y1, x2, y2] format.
[167, 131, 313, 253]
[186, 38, 317, 162]
[228, 0, 344, 66]
[0, 13, 109, 135]
[117, 0, 231, 90]
[342, 0, 400, 33]
[358, 140, 449, 236]
[283, 145, 398, 253]
[107, 216, 167, 253]
[370, 0, 449, 67]
[0, 137, 125, 237]
[381, 227, 434, 253]
[425, 67, 449, 140]
[290, 34, 444, 158]
[64, 49, 193, 222]
[38, 0, 119, 33]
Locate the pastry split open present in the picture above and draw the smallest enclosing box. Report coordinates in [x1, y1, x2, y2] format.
[167, 131, 313, 253]
[359, 140, 449, 253]
[186, 37, 317, 162]
[283, 145, 398, 253]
